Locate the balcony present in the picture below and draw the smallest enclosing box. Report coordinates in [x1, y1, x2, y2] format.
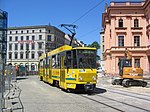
[111, 1, 144, 6]
[110, 46, 147, 52]
[115, 27, 127, 34]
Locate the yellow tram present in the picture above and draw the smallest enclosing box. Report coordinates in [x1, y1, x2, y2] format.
[38, 45, 97, 92]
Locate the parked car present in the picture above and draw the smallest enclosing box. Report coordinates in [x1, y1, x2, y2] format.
[97, 67, 103, 73]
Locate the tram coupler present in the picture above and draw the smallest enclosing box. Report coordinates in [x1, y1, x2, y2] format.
[84, 83, 94, 91]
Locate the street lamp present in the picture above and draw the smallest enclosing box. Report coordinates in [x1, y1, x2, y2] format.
[25, 48, 30, 75]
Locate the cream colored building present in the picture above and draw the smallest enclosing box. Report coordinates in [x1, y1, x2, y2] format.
[7, 25, 65, 71]
[102, 0, 150, 75]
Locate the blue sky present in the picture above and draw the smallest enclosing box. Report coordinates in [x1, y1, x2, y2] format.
[0, 0, 111, 46]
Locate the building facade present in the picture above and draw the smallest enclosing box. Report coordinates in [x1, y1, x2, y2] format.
[0, 9, 8, 110]
[102, 0, 150, 75]
[7, 25, 65, 71]
[100, 29, 105, 70]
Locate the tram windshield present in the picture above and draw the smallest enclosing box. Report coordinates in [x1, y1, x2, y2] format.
[73, 49, 96, 69]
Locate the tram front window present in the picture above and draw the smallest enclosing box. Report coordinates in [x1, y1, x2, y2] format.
[73, 50, 96, 69]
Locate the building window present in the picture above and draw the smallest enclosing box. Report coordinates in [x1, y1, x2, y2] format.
[135, 59, 140, 67]
[15, 53, 18, 59]
[48, 30, 51, 33]
[20, 44, 24, 50]
[32, 53, 35, 59]
[9, 36, 12, 41]
[10, 31, 12, 34]
[9, 44, 12, 50]
[31, 43, 35, 50]
[38, 43, 42, 49]
[134, 36, 140, 46]
[32, 35, 35, 40]
[26, 36, 29, 40]
[102, 45, 104, 51]
[26, 43, 29, 50]
[26, 53, 29, 59]
[39, 30, 42, 33]
[31, 64, 35, 71]
[118, 36, 124, 46]
[39, 35, 42, 40]
[21, 36, 24, 40]
[21, 30, 23, 33]
[32, 30, 34, 33]
[118, 19, 123, 27]
[15, 43, 18, 50]
[20, 53, 24, 59]
[47, 35, 51, 41]
[9, 53, 12, 59]
[134, 19, 139, 28]
[16, 31, 18, 34]
[102, 36, 104, 42]
[15, 36, 18, 41]
[38, 52, 42, 57]
[27, 30, 29, 33]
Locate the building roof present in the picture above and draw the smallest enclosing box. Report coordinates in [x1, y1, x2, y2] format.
[8, 25, 65, 34]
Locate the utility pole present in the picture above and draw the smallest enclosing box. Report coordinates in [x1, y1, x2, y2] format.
[60, 24, 77, 46]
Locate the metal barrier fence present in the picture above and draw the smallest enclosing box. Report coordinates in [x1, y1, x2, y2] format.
[2, 66, 24, 112]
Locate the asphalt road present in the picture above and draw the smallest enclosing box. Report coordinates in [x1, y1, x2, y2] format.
[9, 75, 150, 112]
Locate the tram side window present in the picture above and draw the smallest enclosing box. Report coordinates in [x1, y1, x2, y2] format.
[57, 54, 60, 68]
[73, 50, 77, 68]
[40, 60, 43, 68]
[43, 59, 46, 68]
[46, 57, 50, 68]
[52, 55, 56, 68]
[65, 51, 72, 68]
[52, 54, 60, 69]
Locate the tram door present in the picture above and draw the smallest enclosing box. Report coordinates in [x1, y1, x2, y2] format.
[49, 58, 53, 84]
[60, 56, 66, 89]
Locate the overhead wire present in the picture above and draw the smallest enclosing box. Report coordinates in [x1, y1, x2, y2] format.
[78, 27, 100, 38]
[71, 0, 105, 24]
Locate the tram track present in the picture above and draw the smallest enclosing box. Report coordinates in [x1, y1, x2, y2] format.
[100, 86, 150, 102]
[79, 95, 124, 112]
[96, 94, 150, 112]
[79, 93, 150, 112]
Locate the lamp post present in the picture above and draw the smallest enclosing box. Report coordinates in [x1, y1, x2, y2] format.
[25, 48, 30, 75]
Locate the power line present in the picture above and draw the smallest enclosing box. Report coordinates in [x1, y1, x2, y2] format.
[78, 27, 100, 38]
[71, 0, 105, 24]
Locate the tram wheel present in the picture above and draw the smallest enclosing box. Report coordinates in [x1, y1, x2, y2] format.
[40, 76, 43, 81]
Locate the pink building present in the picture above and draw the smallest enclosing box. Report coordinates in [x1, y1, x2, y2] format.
[102, 0, 150, 75]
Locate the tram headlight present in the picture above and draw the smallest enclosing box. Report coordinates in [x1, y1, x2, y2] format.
[79, 76, 83, 81]
[92, 76, 96, 81]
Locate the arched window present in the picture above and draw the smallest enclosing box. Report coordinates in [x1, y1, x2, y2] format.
[134, 19, 139, 28]
[118, 19, 123, 27]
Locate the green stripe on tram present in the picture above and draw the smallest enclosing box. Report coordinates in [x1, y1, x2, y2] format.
[66, 78, 76, 80]
[52, 76, 60, 79]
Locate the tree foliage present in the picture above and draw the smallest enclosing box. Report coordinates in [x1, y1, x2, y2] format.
[87, 41, 100, 50]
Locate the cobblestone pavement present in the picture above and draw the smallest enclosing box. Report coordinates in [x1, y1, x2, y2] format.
[5, 75, 150, 112]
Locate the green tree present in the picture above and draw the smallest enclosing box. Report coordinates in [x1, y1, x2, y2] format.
[87, 41, 100, 50]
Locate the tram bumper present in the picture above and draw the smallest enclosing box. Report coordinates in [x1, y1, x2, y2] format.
[84, 83, 94, 91]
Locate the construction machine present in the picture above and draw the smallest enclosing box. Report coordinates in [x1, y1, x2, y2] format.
[112, 48, 147, 87]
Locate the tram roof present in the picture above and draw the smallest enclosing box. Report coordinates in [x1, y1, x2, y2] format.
[73, 47, 96, 50]
[39, 45, 96, 60]
[47, 45, 72, 56]
[39, 54, 46, 60]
